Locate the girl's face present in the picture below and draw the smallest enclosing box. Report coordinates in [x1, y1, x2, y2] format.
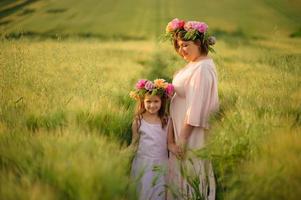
[143, 95, 162, 115]
[177, 40, 201, 62]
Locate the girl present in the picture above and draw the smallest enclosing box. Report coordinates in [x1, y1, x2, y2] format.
[129, 79, 174, 200]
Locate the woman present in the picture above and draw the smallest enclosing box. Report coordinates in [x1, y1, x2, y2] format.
[166, 19, 219, 200]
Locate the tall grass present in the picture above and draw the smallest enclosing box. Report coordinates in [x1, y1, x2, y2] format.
[0, 39, 156, 200]
[0, 39, 149, 134]
[227, 130, 301, 200]
[0, 130, 136, 200]
[1, 24, 301, 200]
[195, 38, 301, 199]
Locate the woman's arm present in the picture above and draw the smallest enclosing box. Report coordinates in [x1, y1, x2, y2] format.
[178, 122, 194, 149]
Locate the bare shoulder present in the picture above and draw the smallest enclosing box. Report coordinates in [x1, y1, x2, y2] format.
[132, 117, 138, 127]
[132, 116, 142, 130]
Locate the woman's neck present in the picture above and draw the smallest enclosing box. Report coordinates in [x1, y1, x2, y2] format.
[191, 54, 209, 62]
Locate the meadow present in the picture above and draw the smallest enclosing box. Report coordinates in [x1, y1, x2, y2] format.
[1, 0, 301, 199]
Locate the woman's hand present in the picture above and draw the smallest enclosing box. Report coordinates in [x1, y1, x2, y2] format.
[168, 143, 185, 160]
[167, 118, 184, 159]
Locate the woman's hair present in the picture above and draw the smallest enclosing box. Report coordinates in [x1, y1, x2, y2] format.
[134, 92, 168, 129]
[173, 30, 215, 56]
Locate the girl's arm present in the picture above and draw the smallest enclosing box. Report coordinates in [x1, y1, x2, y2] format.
[167, 118, 175, 148]
[130, 119, 139, 146]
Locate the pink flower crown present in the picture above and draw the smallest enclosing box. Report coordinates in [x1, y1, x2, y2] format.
[165, 18, 216, 52]
[129, 79, 175, 100]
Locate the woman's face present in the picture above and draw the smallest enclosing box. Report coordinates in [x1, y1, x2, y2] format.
[177, 40, 201, 62]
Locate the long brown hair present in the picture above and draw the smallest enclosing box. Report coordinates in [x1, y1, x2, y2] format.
[134, 92, 168, 130]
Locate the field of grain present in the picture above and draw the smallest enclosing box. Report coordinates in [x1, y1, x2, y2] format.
[1, 0, 301, 199]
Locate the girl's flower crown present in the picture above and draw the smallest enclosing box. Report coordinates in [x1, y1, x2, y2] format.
[165, 18, 216, 52]
[129, 79, 175, 100]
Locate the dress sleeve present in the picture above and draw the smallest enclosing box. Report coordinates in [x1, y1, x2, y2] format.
[184, 64, 217, 128]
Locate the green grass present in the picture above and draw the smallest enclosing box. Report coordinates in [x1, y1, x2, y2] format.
[1, 0, 301, 199]
[196, 37, 301, 199]
[227, 131, 301, 200]
[1, 0, 301, 39]
[0, 40, 152, 199]
[2, 35, 300, 200]
[0, 130, 137, 200]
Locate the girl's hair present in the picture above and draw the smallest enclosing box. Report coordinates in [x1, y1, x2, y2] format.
[173, 30, 213, 56]
[134, 92, 168, 130]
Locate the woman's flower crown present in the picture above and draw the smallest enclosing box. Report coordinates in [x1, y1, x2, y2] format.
[129, 79, 175, 100]
[165, 18, 216, 52]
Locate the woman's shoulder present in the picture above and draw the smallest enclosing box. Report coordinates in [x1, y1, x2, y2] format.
[195, 58, 216, 73]
[187, 59, 217, 82]
[195, 58, 214, 66]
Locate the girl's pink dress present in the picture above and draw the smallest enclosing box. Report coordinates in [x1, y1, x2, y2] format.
[168, 59, 219, 200]
[131, 119, 168, 200]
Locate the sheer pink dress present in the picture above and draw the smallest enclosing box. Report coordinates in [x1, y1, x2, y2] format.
[168, 59, 219, 200]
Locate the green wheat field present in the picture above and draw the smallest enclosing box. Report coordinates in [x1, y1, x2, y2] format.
[1, 0, 301, 199]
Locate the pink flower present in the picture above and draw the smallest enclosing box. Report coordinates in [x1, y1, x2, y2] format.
[184, 21, 208, 33]
[136, 79, 147, 89]
[145, 81, 155, 91]
[166, 18, 185, 32]
[184, 21, 196, 31]
[196, 22, 208, 33]
[165, 83, 174, 97]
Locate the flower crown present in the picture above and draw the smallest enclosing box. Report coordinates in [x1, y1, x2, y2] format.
[165, 18, 216, 52]
[129, 79, 175, 100]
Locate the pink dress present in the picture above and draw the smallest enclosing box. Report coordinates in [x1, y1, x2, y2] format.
[168, 59, 219, 200]
[131, 119, 168, 200]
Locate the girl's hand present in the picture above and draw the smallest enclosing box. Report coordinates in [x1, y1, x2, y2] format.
[168, 143, 185, 160]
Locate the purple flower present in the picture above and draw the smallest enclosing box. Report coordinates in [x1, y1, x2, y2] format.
[136, 79, 147, 89]
[144, 81, 155, 91]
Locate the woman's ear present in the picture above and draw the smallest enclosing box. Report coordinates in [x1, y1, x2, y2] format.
[195, 40, 205, 55]
[194, 39, 202, 48]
